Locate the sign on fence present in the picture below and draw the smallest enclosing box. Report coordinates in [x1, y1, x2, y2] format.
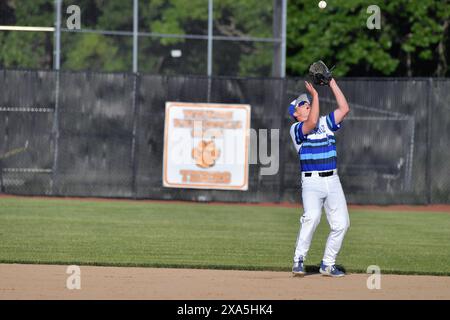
[163, 102, 251, 190]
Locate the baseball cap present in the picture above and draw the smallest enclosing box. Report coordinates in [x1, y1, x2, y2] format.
[288, 93, 312, 120]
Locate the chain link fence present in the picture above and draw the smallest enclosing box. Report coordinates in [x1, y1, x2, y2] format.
[0, 69, 449, 204]
[1, 0, 284, 77]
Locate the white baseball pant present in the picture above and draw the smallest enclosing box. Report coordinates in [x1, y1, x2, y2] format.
[293, 173, 350, 266]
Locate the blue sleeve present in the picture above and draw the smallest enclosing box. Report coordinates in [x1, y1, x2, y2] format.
[294, 122, 307, 144]
[326, 111, 342, 132]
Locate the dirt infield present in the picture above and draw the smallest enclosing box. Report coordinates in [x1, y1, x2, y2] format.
[1, 196, 449, 300]
[1, 264, 449, 300]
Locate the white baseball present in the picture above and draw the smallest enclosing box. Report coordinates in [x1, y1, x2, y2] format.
[318, 1, 327, 9]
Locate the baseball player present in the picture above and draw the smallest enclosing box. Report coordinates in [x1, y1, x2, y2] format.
[289, 77, 350, 277]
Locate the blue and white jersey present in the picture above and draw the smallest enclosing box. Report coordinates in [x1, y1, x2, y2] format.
[290, 112, 341, 172]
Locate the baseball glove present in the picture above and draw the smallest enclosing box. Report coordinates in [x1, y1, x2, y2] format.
[309, 60, 334, 86]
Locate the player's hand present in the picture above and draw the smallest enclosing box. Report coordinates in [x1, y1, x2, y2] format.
[305, 81, 318, 97]
[329, 78, 337, 88]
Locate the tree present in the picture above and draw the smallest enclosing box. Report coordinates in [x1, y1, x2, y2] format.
[1, 0, 448, 77]
[137, 0, 274, 76]
[287, 0, 450, 77]
[59, 0, 274, 75]
[0, 0, 54, 69]
[61, 0, 133, 72]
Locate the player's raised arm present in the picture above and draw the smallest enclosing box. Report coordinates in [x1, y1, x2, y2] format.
[302, 81, 319, 134]
[330, 78, 350, 124]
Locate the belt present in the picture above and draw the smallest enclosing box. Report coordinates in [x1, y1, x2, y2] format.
[302, 169, 337, 178]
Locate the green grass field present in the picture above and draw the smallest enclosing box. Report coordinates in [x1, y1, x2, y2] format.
[0, 197, 449, 275]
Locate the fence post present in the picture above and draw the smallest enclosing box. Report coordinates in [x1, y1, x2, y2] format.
[277, 78, 287, 202]
[281, 0, 287, 78]
[53, 0, 61, 70]
[130, 74, 140, 199]
[51, 71, 60, 196]
[425, 78, 433, 204]
[207, 0, 213, 102]
[132, 0, 138, 73]
[51, 0, 62, 195]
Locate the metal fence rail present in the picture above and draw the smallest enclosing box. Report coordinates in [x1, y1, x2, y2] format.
[0, 69, 449, 204]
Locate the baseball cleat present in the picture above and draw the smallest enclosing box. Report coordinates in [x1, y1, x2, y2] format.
[319, 261, 345, 277]
[292, 260, 305, 276]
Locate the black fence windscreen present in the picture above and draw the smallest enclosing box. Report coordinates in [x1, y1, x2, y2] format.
[0, 69, 449, 204]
